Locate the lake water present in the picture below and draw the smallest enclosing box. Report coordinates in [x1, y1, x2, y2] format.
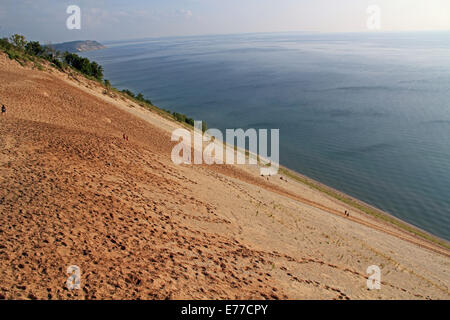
[82, 32, 450, 241]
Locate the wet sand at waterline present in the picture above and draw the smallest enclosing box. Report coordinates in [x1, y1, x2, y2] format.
[0, 53, 448, 299]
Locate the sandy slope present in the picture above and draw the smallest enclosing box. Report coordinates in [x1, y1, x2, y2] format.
[0, 53, 448, 300]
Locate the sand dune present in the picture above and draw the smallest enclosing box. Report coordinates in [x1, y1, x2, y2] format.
[0, 53, 448, 299]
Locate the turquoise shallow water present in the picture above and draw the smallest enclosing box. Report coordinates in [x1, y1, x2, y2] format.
[83, 32, 450, 241]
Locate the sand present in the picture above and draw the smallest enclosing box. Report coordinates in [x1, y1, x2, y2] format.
[0, 52, 448, 300]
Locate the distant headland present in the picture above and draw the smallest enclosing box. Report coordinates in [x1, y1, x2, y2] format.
[51, 40, 105, 53]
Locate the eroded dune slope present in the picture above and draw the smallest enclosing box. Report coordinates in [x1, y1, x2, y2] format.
[0, 53, 448, 299]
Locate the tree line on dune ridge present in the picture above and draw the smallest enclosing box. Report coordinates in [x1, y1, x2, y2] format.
[0, 34, 207, 131]
[0, 34, 103, 80]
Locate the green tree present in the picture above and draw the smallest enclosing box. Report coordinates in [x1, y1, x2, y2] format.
[136, 93, 144, 101]
[10, 34, 26, 50]
[25, 41, 45, 56]
[186, 118, 194, 126]
[122, 89, 135, 97]
[90, 61, 103, 80]
[0, 38, 12, 50]
[63, 52, 103, 80]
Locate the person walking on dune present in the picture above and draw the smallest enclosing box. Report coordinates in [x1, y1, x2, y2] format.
[1, 105, 6, 115]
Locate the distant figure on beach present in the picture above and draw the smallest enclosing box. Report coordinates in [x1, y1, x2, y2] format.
[1, 105, 6, 115]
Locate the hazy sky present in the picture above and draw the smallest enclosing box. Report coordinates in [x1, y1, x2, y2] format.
[0, 0, 449, 42]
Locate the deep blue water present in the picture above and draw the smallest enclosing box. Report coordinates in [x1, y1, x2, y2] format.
[82, 32, 450, 241]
